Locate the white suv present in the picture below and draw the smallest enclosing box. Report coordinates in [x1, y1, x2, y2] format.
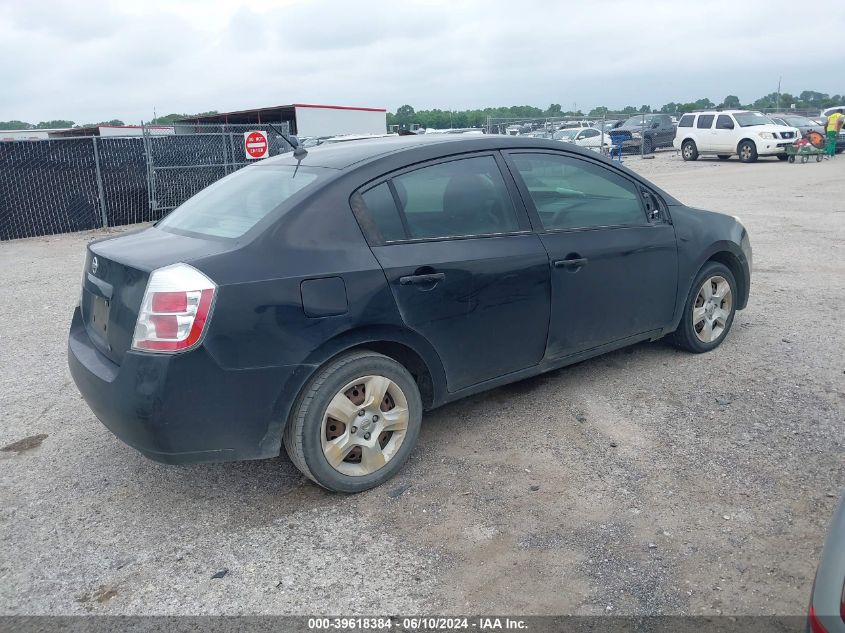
[673, 110, 800, 162]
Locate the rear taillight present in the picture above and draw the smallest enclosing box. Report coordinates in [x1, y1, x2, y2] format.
[809, 605, 829, 633]
[131, 263, 216, 353]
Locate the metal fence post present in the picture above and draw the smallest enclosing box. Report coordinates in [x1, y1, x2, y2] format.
[91, 137, 109, 228]
[141, 122, 158, 214]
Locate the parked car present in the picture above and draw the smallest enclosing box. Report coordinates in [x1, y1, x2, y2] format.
[552, 127, 612, 150]
[674, 110, 800, 162]
[768, 114, 825, 138]
[807, 493, 845, 633]
[609, 114, 676, 153]
[595, 119, 622, 133]
[68, 135, 752, 492]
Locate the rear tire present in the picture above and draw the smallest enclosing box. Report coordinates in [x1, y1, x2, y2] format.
[283, 350, 422, 493]
[738, 140, 758, 163]
[681, 140, 698, 161]
[671, 262, 738, 354]
[776, 154, 789, 161]
[717, 155, 731, 160]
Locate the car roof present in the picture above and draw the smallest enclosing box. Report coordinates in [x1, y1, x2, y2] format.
[261, 134, 606, 170]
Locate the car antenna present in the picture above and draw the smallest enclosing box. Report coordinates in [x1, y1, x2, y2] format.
[266, 123, 307, 176]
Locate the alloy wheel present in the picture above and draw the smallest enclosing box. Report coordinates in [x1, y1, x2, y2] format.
[320, 375, 409, 476]
[692, 275, 733, 343]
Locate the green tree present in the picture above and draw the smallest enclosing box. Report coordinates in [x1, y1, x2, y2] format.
[621, 105, 637, 114]
[588, 106, 608, 116]
[721, 95, 741, 109]
[0, 120, 33, 130]
[545, 103, 562, 117]
[639, 105, 651, 113]
[36, 120, 74, 129]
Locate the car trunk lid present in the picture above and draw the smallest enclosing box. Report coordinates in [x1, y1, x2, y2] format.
[80, 227, 232, 365]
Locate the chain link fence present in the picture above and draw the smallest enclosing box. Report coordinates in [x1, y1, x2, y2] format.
[0, 123, 293, 241]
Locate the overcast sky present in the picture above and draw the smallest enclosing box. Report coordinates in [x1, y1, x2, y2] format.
[2, 0, 843, 123]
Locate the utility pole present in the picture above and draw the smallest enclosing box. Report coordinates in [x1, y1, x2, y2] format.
[776, 76, 781, 112]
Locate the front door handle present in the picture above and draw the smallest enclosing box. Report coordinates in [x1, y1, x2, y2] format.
[399, 272, 446, 285]
[553, 257, 588, 269]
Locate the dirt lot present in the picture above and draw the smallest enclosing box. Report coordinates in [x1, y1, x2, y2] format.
[1, 151, 843, 616]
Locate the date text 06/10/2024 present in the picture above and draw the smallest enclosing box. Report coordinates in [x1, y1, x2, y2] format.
[307, 617, 528, 630]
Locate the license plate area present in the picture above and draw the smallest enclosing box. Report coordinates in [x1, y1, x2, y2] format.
[91, 296, 111, 342]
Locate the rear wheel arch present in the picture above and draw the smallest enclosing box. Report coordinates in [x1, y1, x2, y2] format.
[269, 327, 445, 457]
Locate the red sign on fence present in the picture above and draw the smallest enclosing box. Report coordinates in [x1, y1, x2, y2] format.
[244, 131, 269, 160]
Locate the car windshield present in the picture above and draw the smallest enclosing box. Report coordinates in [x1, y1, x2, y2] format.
[157, 165, 326, 239]
[783, 116, 814, 127]
[622, 115, 655, 127]
[554, 129, 579, 140]
[733, 112, 773, 127]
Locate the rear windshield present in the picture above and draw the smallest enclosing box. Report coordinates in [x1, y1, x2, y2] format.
[157, 165, 326, 238]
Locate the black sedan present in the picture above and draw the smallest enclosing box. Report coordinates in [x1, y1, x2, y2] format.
[68, 135, 752, 492]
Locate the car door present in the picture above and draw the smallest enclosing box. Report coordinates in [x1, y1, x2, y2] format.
[658, 115, 674, 146]
[504, 150, 678, 359]
[577, 128, 601, 148]
[351, 153, 551, 392]
[713, 114, 737, 152]
[695, 113, 716, 152]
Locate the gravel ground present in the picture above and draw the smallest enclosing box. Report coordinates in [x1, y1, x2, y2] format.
[1, 150, 843, 616]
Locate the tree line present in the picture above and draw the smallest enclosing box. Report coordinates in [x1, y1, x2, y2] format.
[2, 90, 841, 132]
[387, 90, 843, 129]
[0, 112, 218, 131]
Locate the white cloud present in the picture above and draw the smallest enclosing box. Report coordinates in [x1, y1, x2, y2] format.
[1, 0, 843, 123]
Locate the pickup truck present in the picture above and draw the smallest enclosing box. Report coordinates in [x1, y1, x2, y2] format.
[609, 114, 676, 154]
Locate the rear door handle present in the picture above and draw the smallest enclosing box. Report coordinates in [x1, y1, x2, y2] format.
[553, 258, 588, 269]
[399, 272, 446, 285]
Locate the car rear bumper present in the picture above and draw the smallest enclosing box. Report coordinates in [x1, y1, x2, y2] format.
[67, 307, 301, 464]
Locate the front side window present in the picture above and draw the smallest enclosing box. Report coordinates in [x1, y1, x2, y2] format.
[678, 115, 694, 127]
[716, 115, 734, 130]
[391, 156, 519, 239]
[510, 153, 645, 231]
[158, 165, 324, 239]
[696, 115, 715, 129]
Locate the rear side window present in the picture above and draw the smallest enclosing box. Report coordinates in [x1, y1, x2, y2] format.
[510, 153, 645, 230]
[358, 183, 405, 242]
[158, 165, 324, 239]
[391, 156, 519, 239]
[697, 115, 715, 129]
[678, 115, 694, 127]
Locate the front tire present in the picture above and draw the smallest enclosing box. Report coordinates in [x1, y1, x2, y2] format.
[738, 140, 758, 163]
[672, 262, 738, 353]
[642, 137, 653, 154]
[283, 351, 422, 493]
[681, 140, 698, 161]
